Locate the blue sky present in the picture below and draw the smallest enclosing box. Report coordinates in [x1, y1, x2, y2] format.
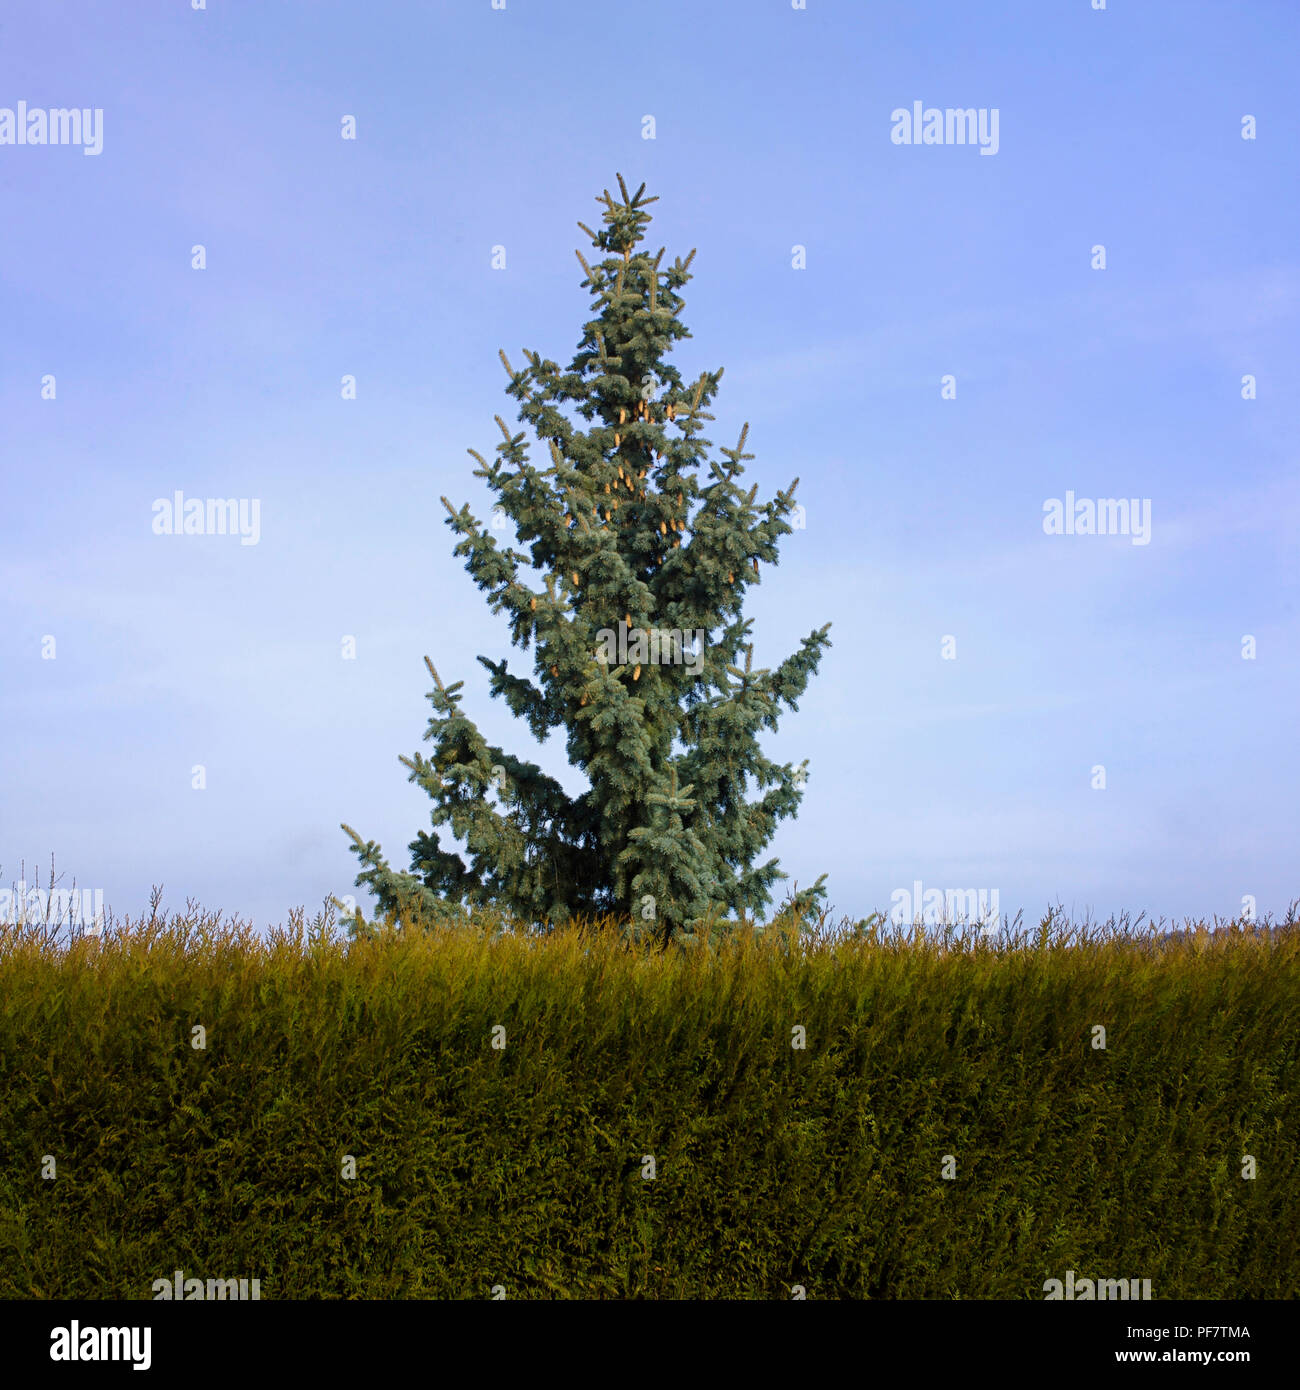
[2, 0, 1297, 940]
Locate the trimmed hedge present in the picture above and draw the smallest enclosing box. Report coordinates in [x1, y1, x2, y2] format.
[1, 907, 1296, 1299]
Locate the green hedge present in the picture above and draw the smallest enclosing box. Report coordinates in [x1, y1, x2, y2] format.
[1, 911, 1296, 1298]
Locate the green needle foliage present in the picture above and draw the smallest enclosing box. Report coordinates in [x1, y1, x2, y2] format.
[343, 175, 831, 944]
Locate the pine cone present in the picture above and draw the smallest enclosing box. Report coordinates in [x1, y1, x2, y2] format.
[633, 665, 641, 681]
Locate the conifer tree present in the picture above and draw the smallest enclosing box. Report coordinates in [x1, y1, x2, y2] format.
[343, 175, 832, 943]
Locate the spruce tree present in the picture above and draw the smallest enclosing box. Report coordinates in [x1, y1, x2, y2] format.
[343, 175, 832, 944]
